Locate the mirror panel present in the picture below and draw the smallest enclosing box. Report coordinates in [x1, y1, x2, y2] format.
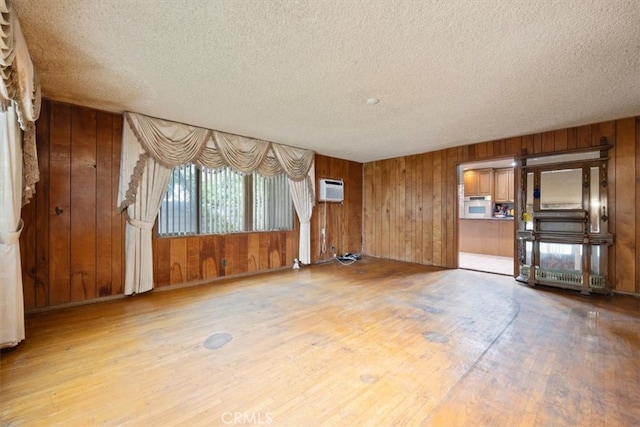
[539, 242, 582, 272]
[589, 167, 600, 232]
[540, 168, 582, 210]
[525, 172, 534, 230]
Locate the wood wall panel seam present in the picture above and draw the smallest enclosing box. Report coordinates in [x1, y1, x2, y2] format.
[636, 117, 640, 293]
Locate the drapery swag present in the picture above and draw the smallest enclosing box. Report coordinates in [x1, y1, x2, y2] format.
[117, 112, 315, 295]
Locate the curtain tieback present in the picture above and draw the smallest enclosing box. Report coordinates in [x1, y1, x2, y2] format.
[0, 219, 24, 245]
[127, 217, 155, 230]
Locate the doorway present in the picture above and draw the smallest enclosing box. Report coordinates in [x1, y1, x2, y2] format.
[457, 158, 516, 276]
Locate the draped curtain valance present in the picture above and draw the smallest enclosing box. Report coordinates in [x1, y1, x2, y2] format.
[117, 112, 316, 295]
[118, 112, 315, 211]
[1, 0, 41, 205]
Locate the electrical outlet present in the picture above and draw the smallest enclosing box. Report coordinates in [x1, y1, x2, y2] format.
[221, 258, 227, 268]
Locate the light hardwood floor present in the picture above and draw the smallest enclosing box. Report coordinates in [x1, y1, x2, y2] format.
[1, 258, 639, 426]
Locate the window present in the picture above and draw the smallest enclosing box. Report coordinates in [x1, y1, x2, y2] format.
[158, 165, 294, 236]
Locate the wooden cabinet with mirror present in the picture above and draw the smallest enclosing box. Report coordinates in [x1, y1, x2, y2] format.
[516, 142, 613, 294]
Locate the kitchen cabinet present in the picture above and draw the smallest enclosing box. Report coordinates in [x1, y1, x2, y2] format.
[459, 219, 515, 258]
[463, 169, 492, 196]
[494, 168, 514, 202]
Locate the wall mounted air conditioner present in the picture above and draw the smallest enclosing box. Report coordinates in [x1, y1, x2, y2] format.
[319, 178, 344, 202]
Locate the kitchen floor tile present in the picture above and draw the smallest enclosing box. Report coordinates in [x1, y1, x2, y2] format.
[458, 251, 514, 276]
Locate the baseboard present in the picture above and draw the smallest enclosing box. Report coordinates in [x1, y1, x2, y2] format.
[612, 289, 640, 298]
[25, 265, 295, 314]
[25, 294, 127, 314]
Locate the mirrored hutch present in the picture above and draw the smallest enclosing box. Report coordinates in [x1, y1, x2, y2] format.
[515, 139, 614, 294]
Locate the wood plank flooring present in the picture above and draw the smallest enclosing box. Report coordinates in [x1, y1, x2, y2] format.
[2, 258, 639, 426]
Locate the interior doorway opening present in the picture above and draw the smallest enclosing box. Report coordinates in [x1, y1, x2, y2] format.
[457, 157, 516, 276]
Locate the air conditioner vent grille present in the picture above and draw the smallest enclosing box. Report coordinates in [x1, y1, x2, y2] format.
[319, 178, 344, 202]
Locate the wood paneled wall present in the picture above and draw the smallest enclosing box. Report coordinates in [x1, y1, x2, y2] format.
[152, 231, 299, 287]
[364, 150, 460, 268]
[20, 100, 126, 309]
[363, 119, 640, 293]
[311, 154, 363, 262]
[20, 100, 363, 309]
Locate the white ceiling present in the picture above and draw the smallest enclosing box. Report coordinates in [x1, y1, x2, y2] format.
[12, 0, 640, 163]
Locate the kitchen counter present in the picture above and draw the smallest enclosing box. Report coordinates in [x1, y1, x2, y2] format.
[459, 218, 515, 257]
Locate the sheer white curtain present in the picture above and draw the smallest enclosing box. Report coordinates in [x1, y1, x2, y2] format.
[0, 0, 40, 349]
[271, 142, 315, 264]
[118, 112, 315, 294]
[0, 104, 24, 348]
[288, 163, 315, 264]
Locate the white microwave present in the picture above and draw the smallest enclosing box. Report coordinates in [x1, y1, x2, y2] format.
[463, 195, 492, 218]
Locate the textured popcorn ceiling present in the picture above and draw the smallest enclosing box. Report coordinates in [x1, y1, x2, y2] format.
[12, 0, 640, 162]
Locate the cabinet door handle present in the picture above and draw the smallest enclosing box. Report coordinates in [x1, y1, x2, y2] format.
[601, 206, 608, 222]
